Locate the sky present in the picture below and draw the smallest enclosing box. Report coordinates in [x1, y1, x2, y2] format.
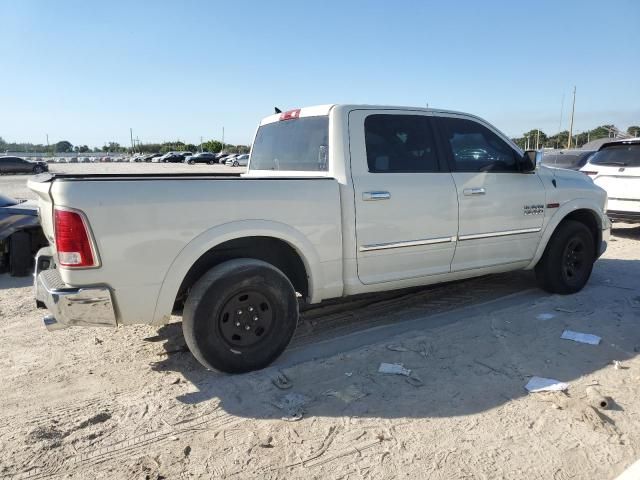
[1, 0, 639, 148]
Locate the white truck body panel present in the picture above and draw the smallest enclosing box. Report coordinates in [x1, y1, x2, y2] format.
[29, 104, 611, 329]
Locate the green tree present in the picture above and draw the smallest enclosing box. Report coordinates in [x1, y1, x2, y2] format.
[627, 126, 640, 137]
[55, 140, 73, 152]
[202, 140, 223, 153]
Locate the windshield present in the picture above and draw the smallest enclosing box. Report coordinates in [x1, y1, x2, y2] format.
[590, 144, 640, 167]
[250, 116, 329, 171]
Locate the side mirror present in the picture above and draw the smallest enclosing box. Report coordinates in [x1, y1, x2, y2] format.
[520, 150, 538, 173]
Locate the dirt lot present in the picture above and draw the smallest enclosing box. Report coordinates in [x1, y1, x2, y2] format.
[1, 167, 639, 479]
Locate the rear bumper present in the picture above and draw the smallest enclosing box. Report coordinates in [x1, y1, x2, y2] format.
[34, 248, 117, 331]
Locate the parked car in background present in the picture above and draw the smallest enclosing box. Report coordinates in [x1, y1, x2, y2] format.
[581, 138, 640, 223]
[142, 153, 161, 162]
[221, 154, 238, 164]
[214, 152, 230, 163]
[542, 149, 596, 170]
[68, 157, 78, 163]
[0, 156, 48, 174]
[185, 152, 217, 164]
[56, 157, 68, 163]
[80, 157, 91, 163]
[46, 158, 56, 164]
[0, 194, 48, 276]
[226, 154, 249, 167]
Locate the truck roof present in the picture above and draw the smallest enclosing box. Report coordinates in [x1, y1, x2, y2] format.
[260, 104, 490, 126]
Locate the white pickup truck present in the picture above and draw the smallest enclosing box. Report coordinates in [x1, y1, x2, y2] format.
[29, 104, 610, 373]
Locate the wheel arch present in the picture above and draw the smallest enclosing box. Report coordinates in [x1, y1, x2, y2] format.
[527, 200, 604, 270]
[151, 220, 322, 325]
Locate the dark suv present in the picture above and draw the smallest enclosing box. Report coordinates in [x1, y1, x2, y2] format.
[0, 156, 49, 174]
[185, 152, 217, 164]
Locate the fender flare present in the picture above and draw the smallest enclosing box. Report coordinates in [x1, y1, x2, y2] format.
[151, 219, 323, 325]
[525, 198, 606, 270]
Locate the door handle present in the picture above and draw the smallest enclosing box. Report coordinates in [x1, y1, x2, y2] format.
[463, 187, 486, 196]
[363, 191, 391, 201]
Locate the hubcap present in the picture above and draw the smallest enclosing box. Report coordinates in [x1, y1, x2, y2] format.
[217, 290, 274, 348]
[563, 237, 586, 281]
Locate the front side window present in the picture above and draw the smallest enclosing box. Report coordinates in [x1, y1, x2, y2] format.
[250, 116, 329, 171]
[364, 114, 439, 173]
[440, 117, 519, 172]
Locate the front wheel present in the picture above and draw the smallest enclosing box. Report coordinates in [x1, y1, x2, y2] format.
[208, 160, 215, 165]
[535, 220, 595, 294]
[33, 165, 44, 174]
[188, 160, 195, 165]
[182, 259, 299, 373]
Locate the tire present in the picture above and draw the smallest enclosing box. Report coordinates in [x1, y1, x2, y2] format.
[233, 161, 239, 167]
[33, 165, 44, 174]
[188, 160, 195, 165]
[208, 160, 215, 165]
[9, 231, 32, 277]
[182, 259, 299, 373]
[535, 220, 595, 294]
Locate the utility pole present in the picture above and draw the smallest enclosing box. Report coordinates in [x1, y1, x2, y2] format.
[557, 93, 565, 149]
[567, 86, 576, 149]
[222, 127, 225, 152]
[200, 136, 203, 153]
[536, 129, 540, 150]
[130, 128, 134, 153]
[46, 134, 50, 156]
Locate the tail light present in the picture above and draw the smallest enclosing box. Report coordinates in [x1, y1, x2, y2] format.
[279, 109, 301, 121]
[54, 207, 99, 268]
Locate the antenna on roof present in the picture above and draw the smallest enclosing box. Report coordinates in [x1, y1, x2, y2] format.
[274, 107, 282, 114]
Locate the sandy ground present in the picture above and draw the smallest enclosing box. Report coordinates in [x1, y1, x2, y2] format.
[1, 167, 640, 479]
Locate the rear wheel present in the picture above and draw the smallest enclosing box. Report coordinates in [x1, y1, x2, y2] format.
[182, 259, 299, 373]
[535, 220, 595, 294]
[208, 160, 215, 165]
[9, 231, 31, 277]
[33, 165, 44, 174]
[188, 160, 195, 165]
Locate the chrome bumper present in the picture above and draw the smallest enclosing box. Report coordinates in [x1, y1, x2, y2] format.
[34, 248, 117, 331]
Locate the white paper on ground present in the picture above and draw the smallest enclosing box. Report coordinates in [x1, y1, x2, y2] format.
[561, 330, 601, 345]
[536, 313, 556, 321]
[525, 376, 569, 392]
[378, 363, 412, 376]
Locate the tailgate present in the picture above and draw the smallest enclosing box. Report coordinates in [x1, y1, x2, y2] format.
[27, 175, 56, 249]
[594, 171, 640, 200]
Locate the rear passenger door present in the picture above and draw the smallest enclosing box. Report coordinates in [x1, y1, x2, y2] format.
[434, 114, 546, 271]
[349, 110, 459, 284]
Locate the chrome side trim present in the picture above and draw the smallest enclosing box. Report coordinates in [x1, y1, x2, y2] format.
[458, 227, 541, 241]
[360, 236, 456, 252]
[609, 197, 640, 202]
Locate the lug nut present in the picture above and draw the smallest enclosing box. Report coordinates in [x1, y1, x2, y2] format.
[235, 321, 241, 327]
[237, 310, 243, 315]
[253, 316, 259, 322]
[248, 306, 254, 312]
[244, 325, 251, 331]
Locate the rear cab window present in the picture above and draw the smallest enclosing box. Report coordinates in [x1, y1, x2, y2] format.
[590, 144, 640, 167]
[250, 115, 329, 172]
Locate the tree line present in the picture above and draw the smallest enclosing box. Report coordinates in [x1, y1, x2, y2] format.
[512, 125, 640, 150]
[0, 137, 250, 155]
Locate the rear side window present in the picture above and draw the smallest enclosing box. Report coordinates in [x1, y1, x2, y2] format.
[439, 117, 519, 172]
[250, 116, 329, 171]
[364, 114, 439, 172]
[590, 144, 640, 167]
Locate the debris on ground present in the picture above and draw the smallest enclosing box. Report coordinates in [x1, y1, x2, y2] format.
[325, 385, 367, 404]
[271, 371, 293, 390]
[586, 386, 609, 409]
[378, 362, 411, 376]
[555, 307, 579, 313]
[525, 376, 569, 393]
[386, 344, 409, 352]
[273, 392, 309, 421]
[613, 360, 627, 370]
[536, 313, 556, 321]
[561, 330, 601, 345]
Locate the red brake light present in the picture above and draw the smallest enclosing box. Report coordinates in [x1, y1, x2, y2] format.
[54, 208, 98, 267]
[279, 109, 301, 121]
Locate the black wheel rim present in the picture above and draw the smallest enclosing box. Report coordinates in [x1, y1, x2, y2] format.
[217, 290, 274, 348]
[563, 237, 586, 282]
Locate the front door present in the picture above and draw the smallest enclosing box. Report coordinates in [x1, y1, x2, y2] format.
[349, 110, 459, 284]
[434, 114, 546, 271]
